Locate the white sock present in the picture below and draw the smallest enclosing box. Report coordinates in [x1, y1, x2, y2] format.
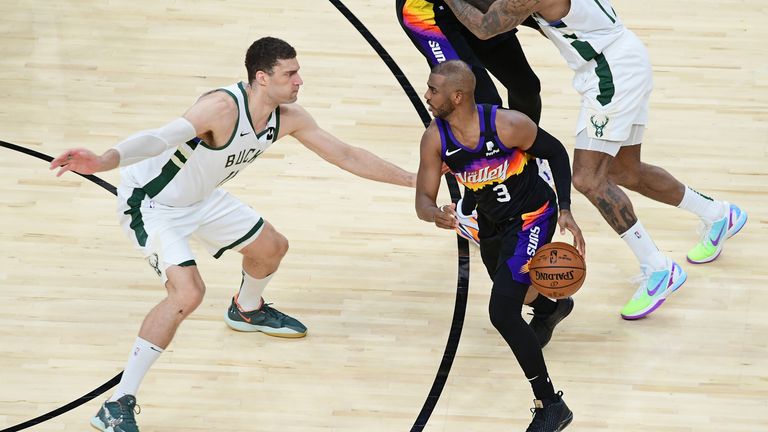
[620, 220, 667, 270]
[236, 270, 274, 311]
[677, 185, 724, 223]
[109, 337, 163, 401]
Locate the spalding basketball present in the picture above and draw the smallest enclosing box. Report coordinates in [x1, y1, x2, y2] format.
[528, 242, 586, 299]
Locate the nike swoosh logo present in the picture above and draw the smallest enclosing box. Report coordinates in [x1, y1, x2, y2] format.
[445, 148, 462, 156]
[710, 225, 725, 246]
[240, 131, 251, 137]
[647, 277, 664, 296]
[237, 310, 252, 323]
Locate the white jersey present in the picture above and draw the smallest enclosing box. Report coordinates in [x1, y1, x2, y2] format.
[119, 82, 279, 207]
[533, 0, 626, 71]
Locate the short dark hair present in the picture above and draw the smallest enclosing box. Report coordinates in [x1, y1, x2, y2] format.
[431, 60, 476, 94]
[245, 37, 297, 83]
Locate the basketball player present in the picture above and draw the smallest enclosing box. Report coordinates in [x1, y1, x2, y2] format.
[50, 37, 415, 432]
[397, 0, 552, 247]
[416, 60, 584, 431]
[442, 0, 748, 319]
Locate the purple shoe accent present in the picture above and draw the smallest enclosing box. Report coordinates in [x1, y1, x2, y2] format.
[669, 266, 687, 293]
[622, 299, 666, 320]
[710, 224, 725, 247]
[728, 207, 735, 230]
[647, 277, 665, 296]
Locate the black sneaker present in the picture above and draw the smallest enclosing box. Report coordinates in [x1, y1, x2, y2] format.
[225, 297, 307, 338]
[526, 391, 573, 432]
[90, 395, 140, 432]
[530, 297, 574, 348]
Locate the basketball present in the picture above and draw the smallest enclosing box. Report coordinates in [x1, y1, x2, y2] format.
[528, 242, 586, 299]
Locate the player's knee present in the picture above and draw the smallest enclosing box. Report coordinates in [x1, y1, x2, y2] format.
[572, 169, 602, 197]
[274, 232, 289, 259]
[168, 282, 205, 317]
[488, 290, 525, 331]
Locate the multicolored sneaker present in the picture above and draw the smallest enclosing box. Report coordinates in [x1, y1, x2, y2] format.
[620, 259, 687, 320]
[225, 297, 307, 338]
[526, 391, 573, 432]
[455, 208, 480, 247]
[90, 395, 140, 432]
[687, 202, 748, 264]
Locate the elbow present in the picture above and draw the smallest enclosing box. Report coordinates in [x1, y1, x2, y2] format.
[414, 199, 427, 222]
[415, 204, 427, 222]
[467, 27, 495, 40]
[476, 30, 495, 40]
[415, 198, 435, 223]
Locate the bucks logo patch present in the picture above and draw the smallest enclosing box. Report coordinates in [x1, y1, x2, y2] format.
[589, 114, 609, 138]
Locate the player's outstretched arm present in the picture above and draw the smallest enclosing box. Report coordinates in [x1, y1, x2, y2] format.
[49, 91, 229, 177]
[415, 124, 458, 230]
[286, 104, 415, 187]
[443, 0, 539, 39]
[49, 147, 120, 177]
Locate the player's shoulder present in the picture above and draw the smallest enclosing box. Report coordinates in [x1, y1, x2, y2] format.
[420, 120, 442, 148]
[194, 88, 239, 114]
[494, 108, 537, 148]
[495, 107, 530, 124]
[423, 120, 440, 138]
[183, 88, 238, 133]
[277, 102, 310, 118]
[276, 103, 317, 136]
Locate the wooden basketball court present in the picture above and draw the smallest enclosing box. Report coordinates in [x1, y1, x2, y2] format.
[1, 0, 766, 431]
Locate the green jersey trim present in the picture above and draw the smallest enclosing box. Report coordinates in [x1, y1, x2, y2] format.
[594, 53, 615, 106]
[570, 40, 614, 106]
[592, 0, 616, 23]
[123, 188, 148, 247]
[213, 218, 265, 259]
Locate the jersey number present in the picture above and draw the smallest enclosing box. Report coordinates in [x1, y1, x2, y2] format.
[218, 170, 240, 186]
[493, 184, 511, 202]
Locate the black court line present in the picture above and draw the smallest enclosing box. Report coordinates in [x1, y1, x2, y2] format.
[326, 2, 471, 431]
[0, 140, 122, 432]
[0, 140, 117, 195]
[2, 2, 470, 428]
[0, 373, 122, 432]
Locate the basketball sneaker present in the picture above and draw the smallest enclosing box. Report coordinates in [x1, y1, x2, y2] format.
[687, 202, 748, 264]
[620, 259, 687, 320]
[225, 297, 307, 338]
[455, 207, 480, 247]
[529, 297, 574, 348]
[90, 395, 140, 432]
[526, 391, 573, 432]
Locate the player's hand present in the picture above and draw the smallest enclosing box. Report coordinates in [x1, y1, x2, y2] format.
[433, 202, 459, 230]
[49, 148, 103, 177]
[558, 209, 586, 258]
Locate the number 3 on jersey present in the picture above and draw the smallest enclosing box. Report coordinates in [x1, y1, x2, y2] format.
[493, 184, 511, 202]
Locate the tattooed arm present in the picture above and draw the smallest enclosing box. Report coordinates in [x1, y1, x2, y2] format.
[465, 0, 494, 12]
[443, 0, 541, 39]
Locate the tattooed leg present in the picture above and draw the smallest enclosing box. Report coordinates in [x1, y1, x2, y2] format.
[573, 149, 639, 234]
[608, 145, 685, 206]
